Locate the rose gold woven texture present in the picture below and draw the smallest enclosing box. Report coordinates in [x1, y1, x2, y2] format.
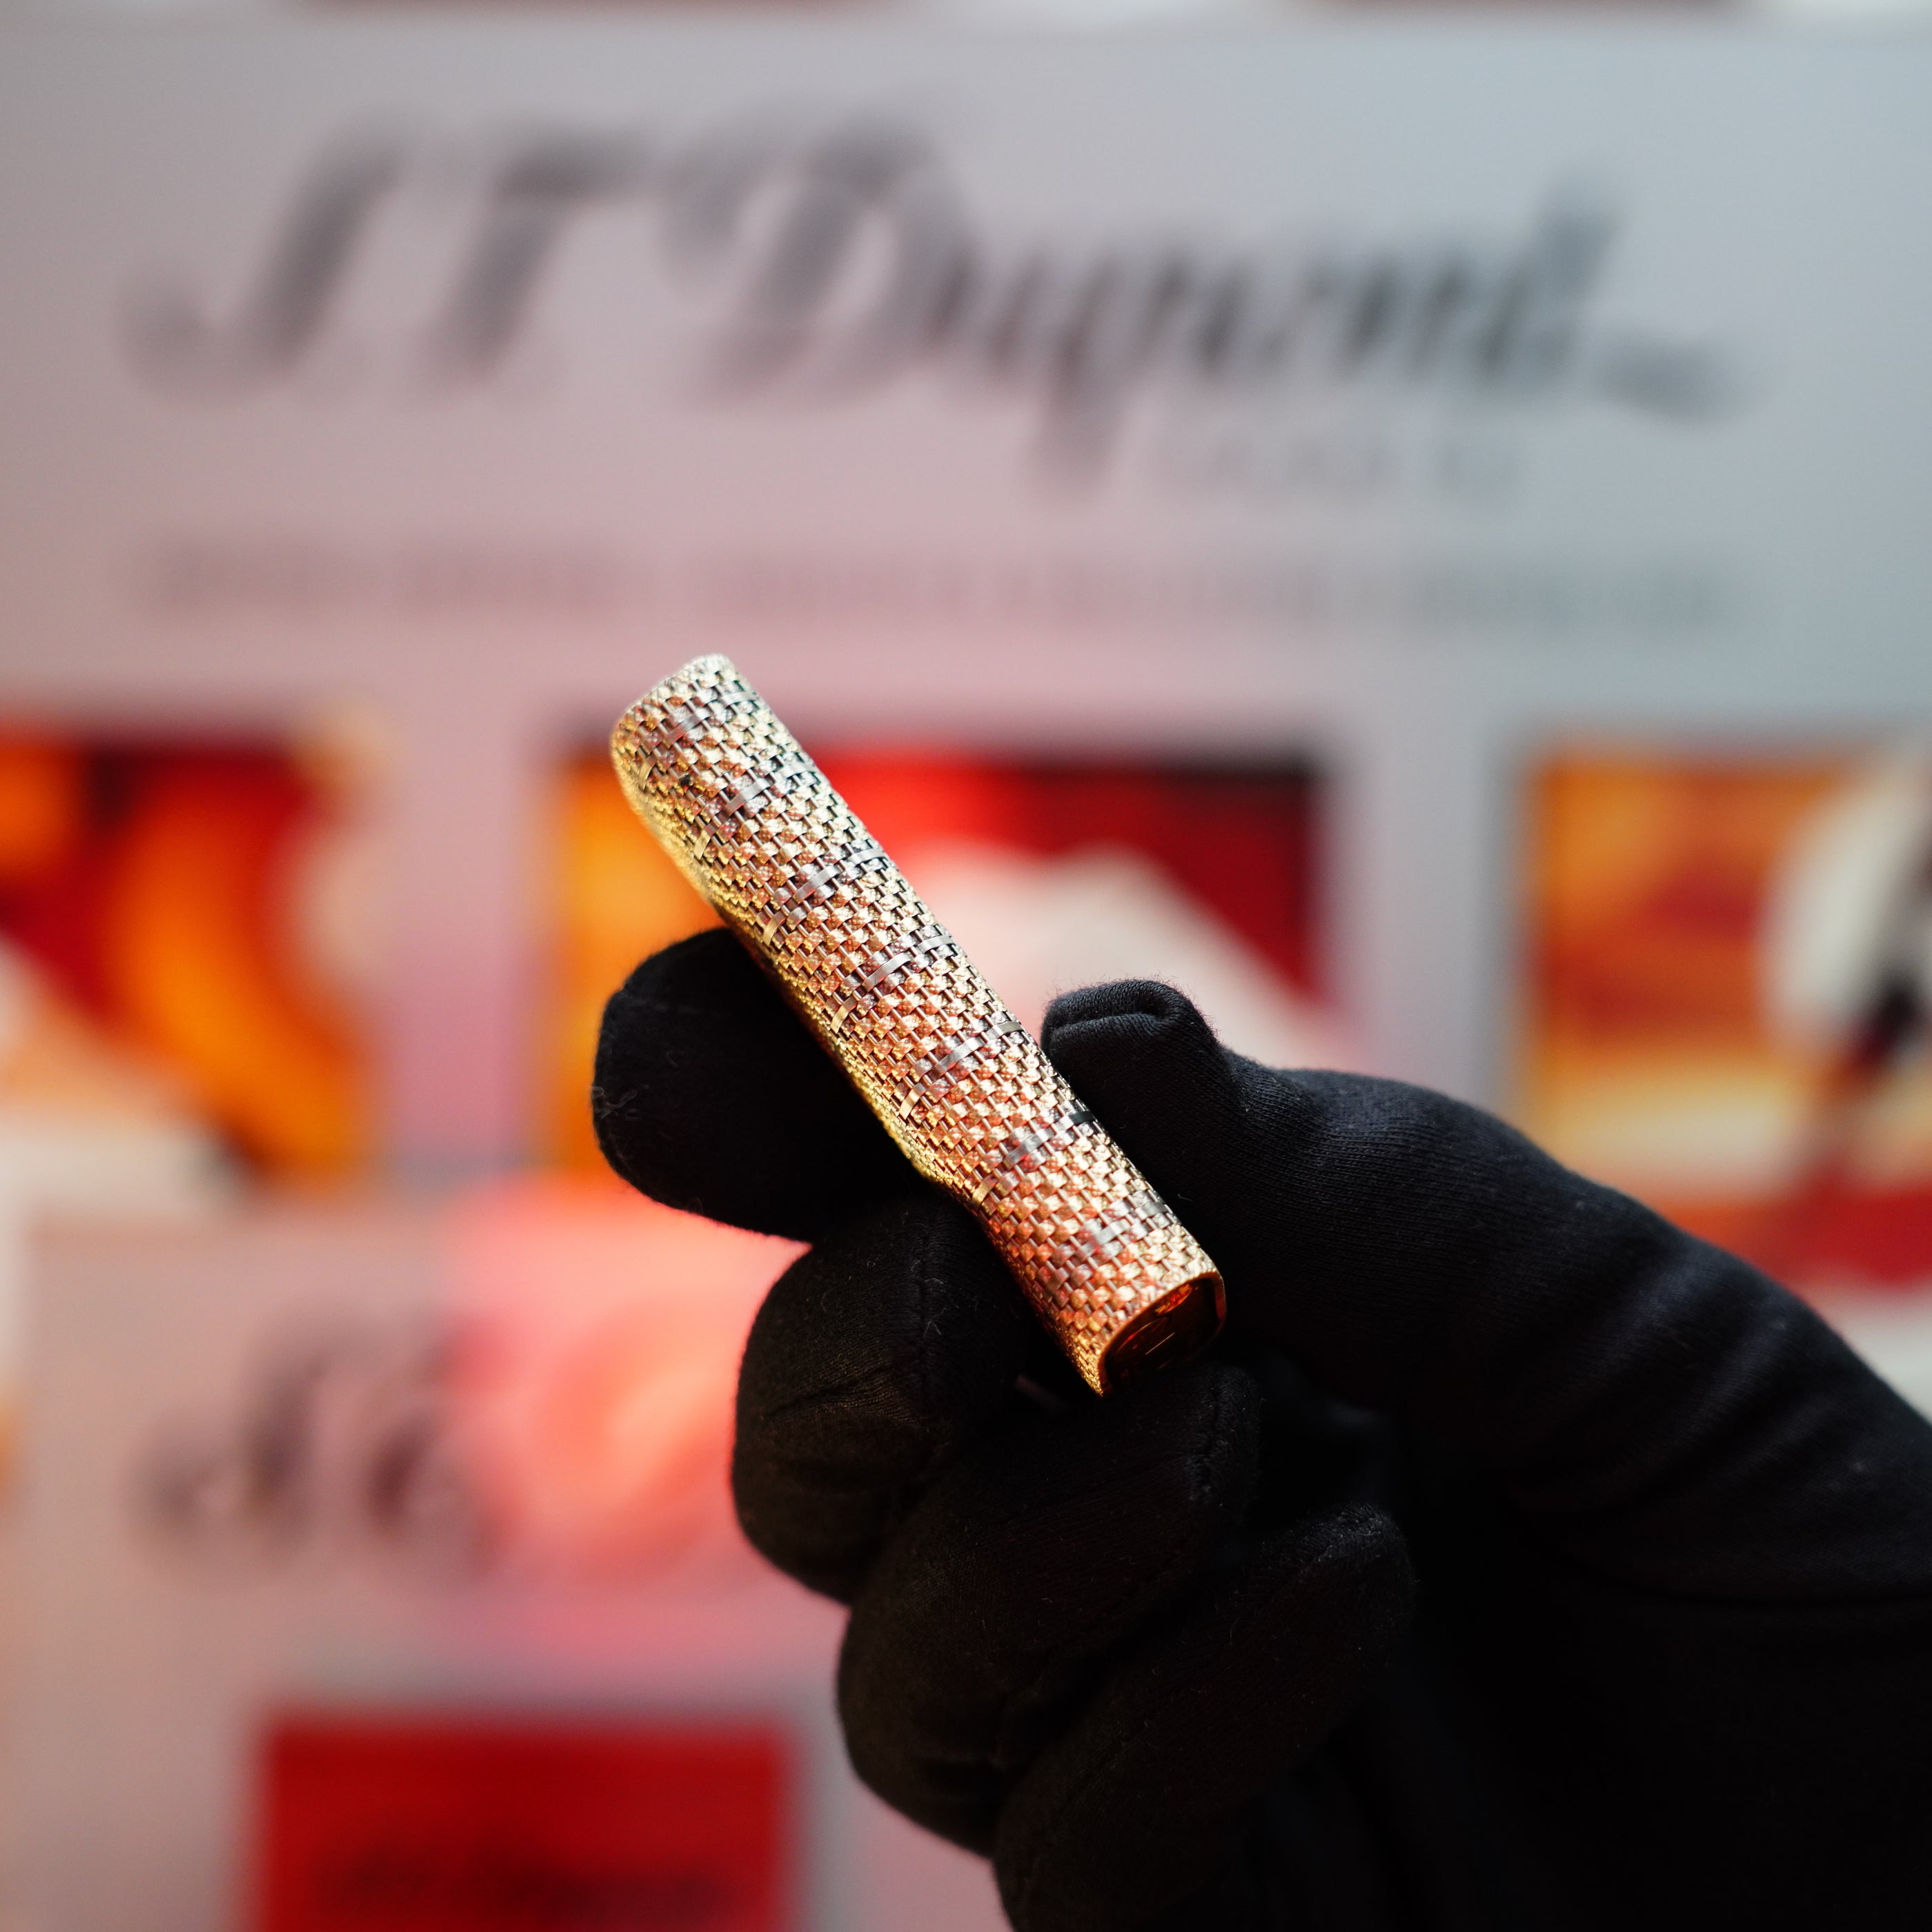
[611, 654, 1223, 1394]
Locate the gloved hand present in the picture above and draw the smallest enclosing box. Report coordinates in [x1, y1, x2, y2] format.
[594, 928, 1932, 1932]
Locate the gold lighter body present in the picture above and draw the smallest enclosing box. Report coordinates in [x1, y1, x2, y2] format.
[611, 656, 1224, 1394]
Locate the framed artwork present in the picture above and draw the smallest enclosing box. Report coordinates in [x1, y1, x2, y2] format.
[542, 742, 1339, 1170]
[0, 729, 375, 1185]
[1517, 749, 1932, 1294]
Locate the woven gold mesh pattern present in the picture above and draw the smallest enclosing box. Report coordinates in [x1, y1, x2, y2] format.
[611, 655, 1223, 1393]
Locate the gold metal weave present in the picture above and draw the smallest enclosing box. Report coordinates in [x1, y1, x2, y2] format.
[610, 656, 1224, 1394]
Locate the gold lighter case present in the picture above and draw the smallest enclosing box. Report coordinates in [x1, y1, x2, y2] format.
[611, 656, 1224, 1394]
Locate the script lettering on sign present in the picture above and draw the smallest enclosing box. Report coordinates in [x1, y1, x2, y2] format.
[124, 115, 1743, 475]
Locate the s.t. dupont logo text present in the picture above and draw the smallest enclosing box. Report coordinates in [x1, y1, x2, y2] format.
[122, 117, 1743, 474]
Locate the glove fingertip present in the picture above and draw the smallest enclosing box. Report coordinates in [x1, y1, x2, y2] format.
[1041, 980, 1252, 1239]
[1043, 980, 1236, 1107]
[1042, 976, 1220, 1053]
[593, 928, 914, 1239]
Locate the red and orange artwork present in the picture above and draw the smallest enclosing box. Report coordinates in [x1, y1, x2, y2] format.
[543, 742, 1340, 1170]
[1517, 751, 1932, 1294]
[0, 729, 374, 1183]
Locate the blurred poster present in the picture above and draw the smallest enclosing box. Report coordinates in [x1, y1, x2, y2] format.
[0, 729, 376, 1185]
[257, 1717, 789, 1932]
[1517, 751, 1932, 1295]
[11, 1188, 995, 1932]
[130, 1179, 788, 1587]
[544, 746, 1343, 1167]
[7, 19, 1927, 679]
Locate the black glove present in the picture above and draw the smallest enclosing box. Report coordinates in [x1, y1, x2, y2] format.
[594, 928, 1932, 1932]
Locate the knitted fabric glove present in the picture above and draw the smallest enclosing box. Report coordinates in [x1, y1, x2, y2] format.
[594, 928, 1932, 1932]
